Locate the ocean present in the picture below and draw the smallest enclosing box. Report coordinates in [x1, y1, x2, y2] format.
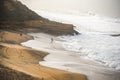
[36, 11, 120, 70]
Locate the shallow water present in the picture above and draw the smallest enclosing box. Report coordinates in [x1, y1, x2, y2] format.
[21, 11, 120, 79]
[35, 11, 120, 70]
[58, 33, 120, 70]
[37, 11, 120, 34]
[21, 33, 120, 80]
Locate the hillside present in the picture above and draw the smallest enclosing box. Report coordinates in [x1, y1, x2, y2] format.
[0, 31, 86, 80]
[0, 0, 86, 80]
[0, 0, 78, 35]
[0, 0, 44, 21]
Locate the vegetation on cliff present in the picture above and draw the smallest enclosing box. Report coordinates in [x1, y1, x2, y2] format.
[0, 0, 44, 21]
[0, 0, 78, 35]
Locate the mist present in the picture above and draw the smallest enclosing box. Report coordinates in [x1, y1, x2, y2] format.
[19, 0, 120, 18]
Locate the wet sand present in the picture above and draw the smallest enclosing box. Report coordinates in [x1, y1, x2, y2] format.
[22, 33, 120, 80]
[0, 31, 86, 80]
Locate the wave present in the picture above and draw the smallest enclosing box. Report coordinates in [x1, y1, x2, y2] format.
[58, 34, 120, 70]
[36, 11, 120, 70]
[37, 10, 120, 34]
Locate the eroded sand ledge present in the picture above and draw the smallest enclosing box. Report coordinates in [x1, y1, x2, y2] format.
[0, 31, 86, 80]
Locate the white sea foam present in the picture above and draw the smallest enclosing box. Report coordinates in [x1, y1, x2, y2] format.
[21, 32, 120, 80]
[30, 11, 120, 70]
[37, 11, 120, 34]
[36, 11, 120, 70]
[58, 34, 120, 70]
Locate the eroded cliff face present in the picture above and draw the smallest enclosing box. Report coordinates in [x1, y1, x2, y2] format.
[0, 1, 86, 80]
[0, 0, 44, 21]
[0, 0, 78, 35]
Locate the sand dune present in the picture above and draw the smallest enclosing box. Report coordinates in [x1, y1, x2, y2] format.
[0, 31, 86, 80]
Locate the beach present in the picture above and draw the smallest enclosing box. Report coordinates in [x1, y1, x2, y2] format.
[1, 0, 120, 79]
[0, 31, 86, 80]
[22, 33, 120, 80]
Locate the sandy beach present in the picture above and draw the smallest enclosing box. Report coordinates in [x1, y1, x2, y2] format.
[0, 31, 86, 80]
[22, 33, 120, 80]
[1, 0, 120, 80]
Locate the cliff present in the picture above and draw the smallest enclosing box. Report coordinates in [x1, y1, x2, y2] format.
[0, 0, 44, 21]
[0, 1, 85, 80]
[0, 0, 78, 35]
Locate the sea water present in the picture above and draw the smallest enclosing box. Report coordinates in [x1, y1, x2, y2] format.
[37, 11, 120, 70]
[58, 34, 120, 70]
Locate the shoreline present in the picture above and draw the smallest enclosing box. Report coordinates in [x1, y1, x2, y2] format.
[0, 31, 86, 80]
[22, 32, 120, 80]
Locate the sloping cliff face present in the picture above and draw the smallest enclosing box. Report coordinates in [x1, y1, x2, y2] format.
[0, 1, 86, 80]
[0, 0, 44, 21]
[0, 0, 78, 35]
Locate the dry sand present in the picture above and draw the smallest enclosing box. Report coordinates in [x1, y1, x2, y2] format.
[0, 31, 86, 80]
[22, 33, 120, 80]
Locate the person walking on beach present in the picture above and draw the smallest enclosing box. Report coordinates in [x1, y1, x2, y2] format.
[51, 38, 53, 43]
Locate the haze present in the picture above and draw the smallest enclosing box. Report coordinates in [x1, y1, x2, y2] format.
[19, 0, 120, 18]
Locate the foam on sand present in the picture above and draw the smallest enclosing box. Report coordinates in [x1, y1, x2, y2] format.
[36, 11, 120, 70]
[59, 34, 120, 70]
[21, 33, 120, 80]
[21, 11, 120, 80]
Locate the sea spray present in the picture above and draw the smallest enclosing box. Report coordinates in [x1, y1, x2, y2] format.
[58, 34, 120, 70]
[37, 11, 120, 34]
[22, 11, 120, 70]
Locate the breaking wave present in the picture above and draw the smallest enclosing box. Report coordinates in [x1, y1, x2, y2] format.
[37, 11, 120, 70]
